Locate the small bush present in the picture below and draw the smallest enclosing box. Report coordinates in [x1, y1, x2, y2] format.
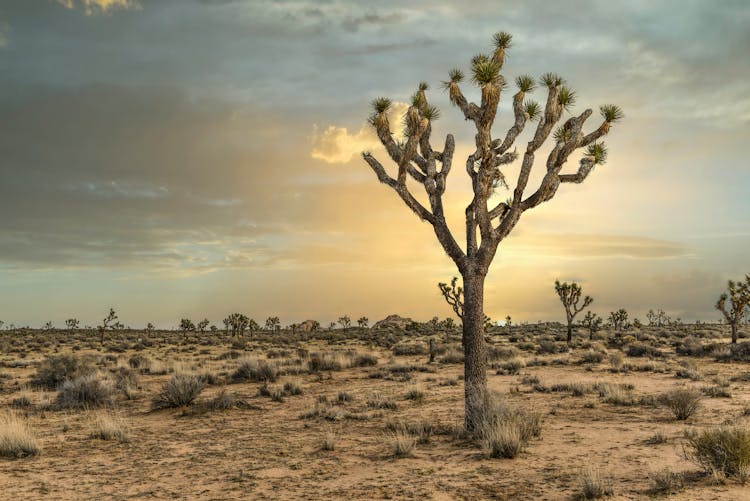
[579, 350, 606, 364]
[32, 354, 96, 389]
[367, 393, 398, 410]
[282, 381, 303, 396]
[627, 343, 663, 358]
[662, 388, 701, 420]
[351, 353, 378, 367]
[649, 468, 684, 494]
[387, 430, 417, 457]
[89, 412, 130, 442]
[128, 354, 151, 371]
[231, 358, 278, 383]
[336, 391, 353, 403]
[496, 357, 525, 375]
[577, 467, 613, 499]
[482, 421, 523, 459]
[56, 374, 115, 409]
[404, 386, 425, 401]
[152, 374, 205, 409]
[392, 342, 428, 356]
[0, 412, 40, 458]
[714, 341, 750, 362]
[675, 360, 701, 381]
[683, 425, 750, 481]
[440, 349, 464, 364]
[307, 352, 346, 372]
[321, 429, 338, 451]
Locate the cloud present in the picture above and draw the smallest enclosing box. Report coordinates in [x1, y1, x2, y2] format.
[310, 102, 408, 164]
[55, 0, 141, 15]
[509, 234, 689, 260]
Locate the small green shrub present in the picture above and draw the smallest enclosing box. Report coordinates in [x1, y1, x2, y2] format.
[683, 425, 750, 481]
[152, 374, 205, 409]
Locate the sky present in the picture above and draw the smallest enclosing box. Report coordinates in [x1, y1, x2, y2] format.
[0, 0, 749, 328]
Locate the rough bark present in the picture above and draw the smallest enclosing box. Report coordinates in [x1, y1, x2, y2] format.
[462, 270, 488, 431]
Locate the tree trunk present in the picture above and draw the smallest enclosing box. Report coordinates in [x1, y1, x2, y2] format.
[731, 323, 738, 344]
[462, 271, 488, 432]
[566, 321, 573, 344]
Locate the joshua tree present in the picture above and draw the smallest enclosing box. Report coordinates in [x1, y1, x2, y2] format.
[608, 309, 628, 331]
[715, 276, 750, 344]
[197, 318, 210, 334]
[362, 31, 621, 430]
[441, 317, 455, 331]
[337, 315, 351, 330]
[145, 322, 155, 333]
[97, 308, 119, 345]
[43, 321, 54, 331]
[265, 316, 280, 332]
[224, 313, 250, 337]
[357, 316, 369, 328]
[328, 321, 336, 330]
[554, 280, 593, 344]
[65, 318, 80, 331]
[580, 311, 603, 341]
[248, 319, 259, 338]
[179, 318, 195, 338]
[505, 315, 512, 327]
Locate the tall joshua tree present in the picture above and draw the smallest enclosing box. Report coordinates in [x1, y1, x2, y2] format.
[554, 280, 593, 344]
[362, 31, 622, 430]
[715, 276, 750, 344]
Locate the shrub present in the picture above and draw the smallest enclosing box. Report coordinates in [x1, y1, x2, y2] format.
[675, 360, 701, 381]
[577, 467, 613, 499]
[351, 353, 378, 367]
[367, 393, 398, 410]
[89, 412, 129, 442]
[649, 468, 684, 494]
[714, 342, 750, 362]
[496, 357, 525, 375]
[683, 425, 750, 481]
[387, 430, 417, 457]
[626, 343, 663, 358]
[482, 421, 523, 459]
[440, 349, 464, 364]
[231, 358, 278, 383]
[207, 389, 242, 410]
[662, 388, 701, 420]
[32, 354, 96, 389]
[56, 374, 115, 409]
[471, 391, 542, 459]
[152, 374, 205, 409]
[0, 412, 40, 458]
[307, 352, 346, 372]
[392, 342, 428, 356]
[128, 354, 151, 371]
[321, 429, 338, 451]
[336, 391, 353, 403]
[579, 350, 606, 364]
[282, 381, 303, 396]
[404, 386, 425, 401]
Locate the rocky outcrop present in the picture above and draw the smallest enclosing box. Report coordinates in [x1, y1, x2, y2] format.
[372, 314, 413, 330]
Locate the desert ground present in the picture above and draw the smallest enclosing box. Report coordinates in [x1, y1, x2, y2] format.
[1, 321, 749, 500]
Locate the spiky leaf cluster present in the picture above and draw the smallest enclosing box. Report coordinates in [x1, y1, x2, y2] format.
[515, 75, 536, 93]
[472, 60, 502, 85]
[371, 97, 392, 114]
[553, 125, 573, 143]
[586, 142, 608, 164]
[557, 86, 577, 110]
[540, 72, 564, 87]
[600, 104, 624, 123]
[524, 100, 541, 121]
[492, 31, 513, 49]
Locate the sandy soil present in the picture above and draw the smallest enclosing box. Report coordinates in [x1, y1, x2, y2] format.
[0, 329, 748, 500]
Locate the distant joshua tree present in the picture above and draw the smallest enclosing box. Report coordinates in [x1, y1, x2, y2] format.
[608, 309, 628, 331]
[505, 315, 512, 327]
[715, 276, 750, 344]
[363, 31, 622, 430]
[338, 316, 351, 330]
[357, 316, 369, 328]
[580, 311, 603, 341]
[145, 322, 155, 333]
[224, 313, 250, 337]
[197, 318, 210, 334]
[646, 308, 671, 327]
[248, 319, 259, 338]
[43, 321, 54, 331]
[97, 308, 120, 345]
[265, 316, 281, 332]
[328, 321, 336, 330]
[179, 318, 196, 338]
[441, 317, 456, 331]
[554, 280, 593, 344]
[65, 318, 80, 331]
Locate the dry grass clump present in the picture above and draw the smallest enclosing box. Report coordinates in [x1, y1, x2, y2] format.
[391, 342, 428, 356]
[367, 392, 398, 410]
[282, 380, 303, 396]
[127, 354, 151, 372]
[386, 419, 434, 444]
[307, 352, 349, 372]
[56, 374, 115, 409]
[596, 383, 635, 406]
[404, 385, 425, 401]
[577, 467, 613, 499]
[471, 391, 543, 459]
[662, 388, 701, 420]
[675, 360, 702, 381]
[351, 353, 378, 367]
[32, 353, 96, 389]
[649, 468, 684, 494]
[321, 428, 338, 451]
[495, 357, 526, 375]
[439, 348, 464, 364]
[0, 411, 40, 458]
[683, 425, 750, 482]
[231, 357, 278, 383]
[152, 374, 205, 409]
[89, 412, 130, 442]
[387, 430, 417, 457]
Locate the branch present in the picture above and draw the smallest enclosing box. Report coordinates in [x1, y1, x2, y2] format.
[362, 152, 435, 224]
